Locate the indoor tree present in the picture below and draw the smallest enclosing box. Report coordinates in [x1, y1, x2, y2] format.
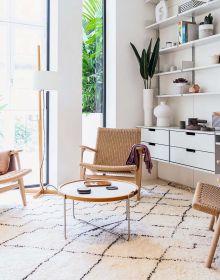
[82, 0, 104, 113]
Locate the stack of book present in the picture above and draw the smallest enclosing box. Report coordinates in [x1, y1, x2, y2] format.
[178, 21, 198, 44]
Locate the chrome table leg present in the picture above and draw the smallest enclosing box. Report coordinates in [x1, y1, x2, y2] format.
[126, 198, 130, 241]
[73, 200, 75, 219]
[64, 196, 67, 239]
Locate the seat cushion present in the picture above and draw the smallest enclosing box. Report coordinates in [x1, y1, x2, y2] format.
[192, 182, 220, 216]
[80, 163, 137, 173]
[0, 151, 11, 175]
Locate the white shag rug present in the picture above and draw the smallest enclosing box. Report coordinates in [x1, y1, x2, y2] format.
[1, 182, 220, 280]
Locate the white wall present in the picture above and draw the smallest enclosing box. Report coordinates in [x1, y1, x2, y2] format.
[154, 0, 220, 187]
[106, 0, 156, 129]
[106, 0, 158, 180]
[49, 0, 82, 186]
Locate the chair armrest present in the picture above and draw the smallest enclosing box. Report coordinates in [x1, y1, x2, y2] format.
[80, 145, 97, 153]
[80, 146, 97, 163]
[136, 147, 145, 154]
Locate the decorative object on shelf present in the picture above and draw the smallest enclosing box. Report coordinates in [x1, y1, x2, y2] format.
[200, 126, 215, 131]
[130, 38, 160, 126]
[163, 64, 170, 72]
[212, 112, 220, 128]
[186, 118, 207, 130]
[155, 0, 168, 23]
[178, 0, 205, 14]
[199, 13, 214, 39]
[166, 41, 172, 48]
[154, 101, 172, 127]
[189, 84, 200, 93]
[173, 78, 189, 94]
[182, 60, 194, 69]
[179, 121, 186, 129]
[170, 65, 177, 71]
[210, 54, 220, 64]
[178, 21, 198, 44]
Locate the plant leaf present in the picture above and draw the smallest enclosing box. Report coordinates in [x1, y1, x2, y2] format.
[146, 39, 152, 75]
[140, 49, 148, 80]
[130, 42, 141, 65]
[148, 38, 160, 79]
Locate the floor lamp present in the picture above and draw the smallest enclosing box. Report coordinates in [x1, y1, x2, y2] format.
[31, 45, 58, 198]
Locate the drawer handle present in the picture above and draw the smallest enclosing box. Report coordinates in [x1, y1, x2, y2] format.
[148, 128, 155, 132]
[186, 132, 195, 136]
[186, 148, 196, 153]
[149, 143, 156, 146]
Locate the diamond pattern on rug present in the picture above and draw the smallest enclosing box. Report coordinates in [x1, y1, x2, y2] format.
[0, 183, 220, 280]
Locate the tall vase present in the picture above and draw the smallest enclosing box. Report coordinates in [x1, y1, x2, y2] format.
[143, 89, 154, 127]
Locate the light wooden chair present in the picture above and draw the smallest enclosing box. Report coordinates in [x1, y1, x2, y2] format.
[0, 150, 31, 206]
[80, 128, 143, 200]
[192, 162, 220, 268]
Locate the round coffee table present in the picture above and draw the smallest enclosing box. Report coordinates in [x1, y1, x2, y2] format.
[59, 180, 138, 241]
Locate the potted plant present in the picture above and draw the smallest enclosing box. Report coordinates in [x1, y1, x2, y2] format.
[130, 38, 160, 126]
[173, 78, 189, 94]
[199, 13, 214, 39]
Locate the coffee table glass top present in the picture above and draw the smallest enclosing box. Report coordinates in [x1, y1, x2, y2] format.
[59, 180, 138, 202]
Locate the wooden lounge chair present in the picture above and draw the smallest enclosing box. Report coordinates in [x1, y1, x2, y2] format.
[0, 150, 31, 206]
[80, 128, 143, 200]
[192, 160, 220, 267]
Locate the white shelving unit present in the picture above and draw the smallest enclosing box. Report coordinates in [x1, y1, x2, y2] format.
[155, 63, 220, 76]
[160, 33, 220, 54]
[145, 0, 220, 30]
[156, 92, 220, 98]
[145, 0, 220, 99]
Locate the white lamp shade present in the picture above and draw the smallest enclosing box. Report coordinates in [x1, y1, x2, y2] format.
[33, 71, 58, 90]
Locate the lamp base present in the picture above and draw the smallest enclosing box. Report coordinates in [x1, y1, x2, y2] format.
[25, 187, 58, 198]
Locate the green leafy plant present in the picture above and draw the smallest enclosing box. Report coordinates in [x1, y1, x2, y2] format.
[173, 78, 188, 83]
[82, 0, 104, 113]
[200, 13, 213, 25]
[130, 38, 160, 89]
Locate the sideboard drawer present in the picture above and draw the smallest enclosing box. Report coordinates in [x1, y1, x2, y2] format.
[170, 147, 215, 171]
[143, 142, 169, 161]
[141, 128, 169, 145]
[170, 131, 215, 153]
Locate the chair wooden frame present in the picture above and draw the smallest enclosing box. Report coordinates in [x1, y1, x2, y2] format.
[80, 128, 144, 200]
[192, 160, 220, 268]
[0, 150, 31, 206]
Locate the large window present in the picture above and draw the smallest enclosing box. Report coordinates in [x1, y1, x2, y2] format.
[0, 0, 48, 185]
[82, 0, 105, 148]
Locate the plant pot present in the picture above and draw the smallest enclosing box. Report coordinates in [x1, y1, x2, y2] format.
[199, 24, 214, 39]
[173, 83, 189, 95]
[143, 89, 154, 126]
[154, 101, 171, 127]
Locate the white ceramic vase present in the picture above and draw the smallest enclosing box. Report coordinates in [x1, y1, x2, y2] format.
[143, 89, 154, 126]
[155, 0, 168, 23]
[154, 101, 171, 127]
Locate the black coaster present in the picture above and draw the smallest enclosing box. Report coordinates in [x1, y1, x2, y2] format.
[106, 186, 118, 190]
[77, 187, 91, 194]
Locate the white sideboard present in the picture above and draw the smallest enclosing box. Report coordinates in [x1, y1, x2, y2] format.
[140, 126, 220, 174]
